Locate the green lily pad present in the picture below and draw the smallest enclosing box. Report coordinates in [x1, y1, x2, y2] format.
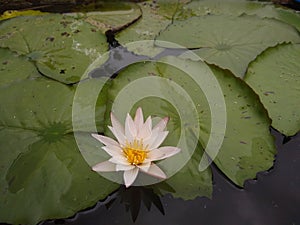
[209, 64, 276, 185]
[156, 130, 213, 200]
[175, 0, 270, 19]
[0, 79, 118, 225]
[176, 0, 300, 31]
[0, 14, 108, 84]
[67, 2, 142, 33]
[100, 60, 212, 198]
[158, 56, 276, 186]
[115, 0, 183, 44]
[0, 78, 74, 131]
[245, 43, 300, 136]
[102, 56, 275, 197]
[156, 14, 300, 77]
[0, 48, 40, 87]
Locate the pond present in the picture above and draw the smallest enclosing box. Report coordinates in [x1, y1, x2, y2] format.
[0, 1, 299, 225]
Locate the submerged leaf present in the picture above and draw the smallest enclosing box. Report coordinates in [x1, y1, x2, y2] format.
[245, 43, 300, 136]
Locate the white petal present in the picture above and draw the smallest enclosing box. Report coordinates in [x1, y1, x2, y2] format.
[156, 146, 181, 159]
[142, 127, 159, 148]
[92, 161, 116, 172]
[137, 161, 151, 172]
[110, 113, 126, 145]
[134, 107, 144, 132]
[123, 167, 139, 187]
[91, 134, 119, 147]
[148, 131, 169, 150]
[110, 112, 125, 133]
[153, 117, 169, 131]
[109, 155, 130, 165]
[116, 164, 135, 171]
[108, 126, 126, 146]
[147, 149, 165, 161]
[142, 163, 166, 179]
[125, 113, 137, 142]
[138, 116, 152, 139]
[102, 145, 123, 157]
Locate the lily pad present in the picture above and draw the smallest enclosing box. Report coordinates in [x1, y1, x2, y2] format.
[245, 43, 300, 136]
[208, 64, 276, 185]
[0, 14, 108, 84]
[67, 2, 142, 33]
[0, 79, 118, 225]
[175, 0, 270, 19]
[158, 56, 276, 186]
[156, 14, 300, 77]
[156, 130, 213, 200]
[176, 0, 300, 31]
[115, 0, 183, 44]
[0, 48, 40, 87]
[102, 56, 275, 196]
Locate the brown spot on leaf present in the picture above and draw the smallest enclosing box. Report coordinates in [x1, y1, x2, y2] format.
[61, 32, 70, 37]
[46, 36, 55, 42]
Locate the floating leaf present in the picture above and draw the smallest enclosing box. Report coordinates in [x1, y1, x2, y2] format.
[245, 43, 300, 136]
[175, 0, 270, 19]
[115, 0, 182, 44]
[67, 2, 142, 33]
[208, 64, 276, 185]
[0, 48, 40, 87]
[157, 56, 276, 186]
[156, 14, 300, 77]
[102, 56, 276, 196]
[0, 14, 108, 84]
[0, 79, 118, 225]
[156, 130, 213, 200]
[103, 60, 212, 199]
[176, 0, 300, 31]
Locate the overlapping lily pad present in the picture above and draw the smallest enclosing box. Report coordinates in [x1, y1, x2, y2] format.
[67, 2, 142, 33]
[0, 79, 118, 225]
[156, 131, 213, 200]
[115, 0, 182, 44]
[245, 43, 300, 136]
[156, 14, 300, 77]
[176, 0, 300, 31]
[102, 56, 276, 199]
[0, 48, 40, 87]
[158, 57, 276, 186]
[0, 14, 108, 84]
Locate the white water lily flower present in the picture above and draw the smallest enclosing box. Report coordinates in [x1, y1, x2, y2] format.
[92, 107, 181, 187]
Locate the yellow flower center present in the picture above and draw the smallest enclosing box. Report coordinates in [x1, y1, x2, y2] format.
[123, 139, 148, 165]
